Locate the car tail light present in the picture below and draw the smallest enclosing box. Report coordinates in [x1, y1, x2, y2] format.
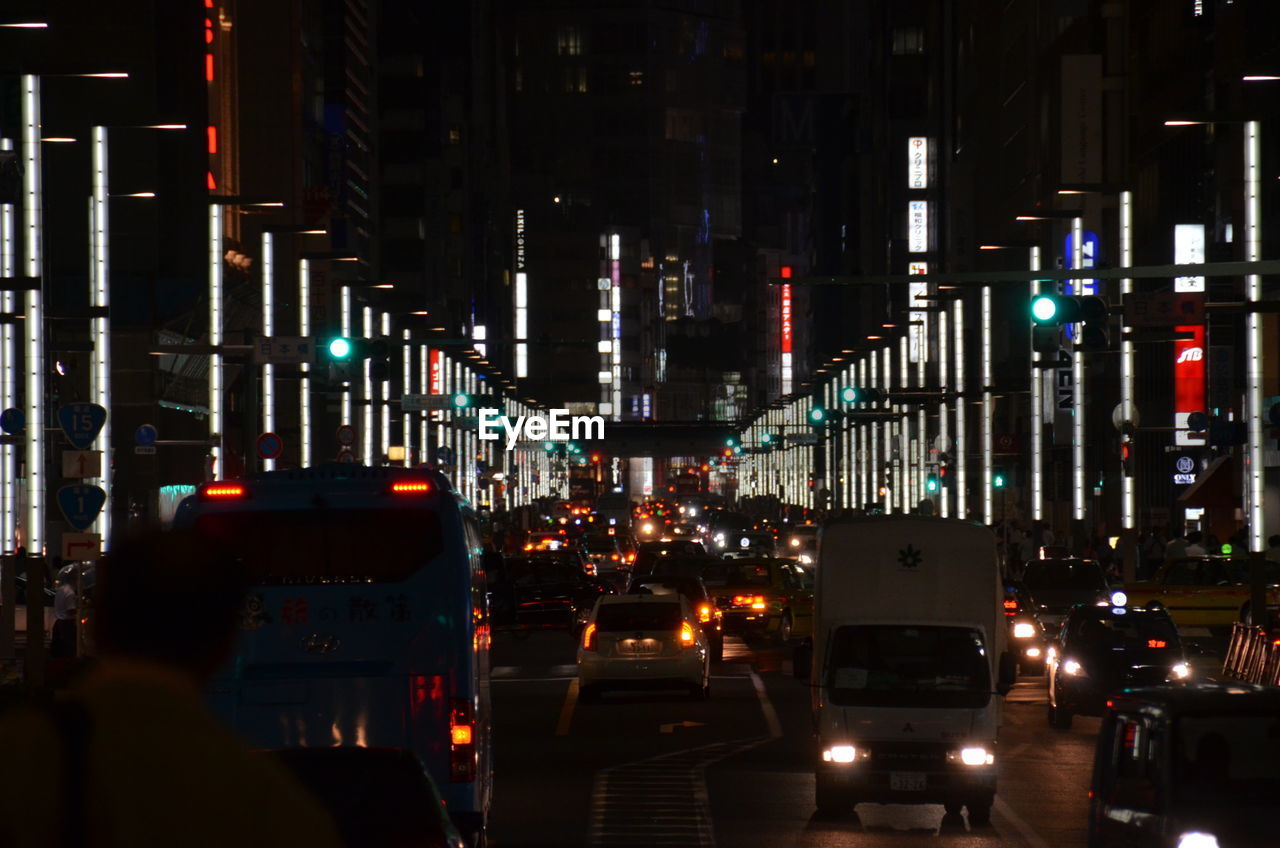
[1003, 599, 1019, 616]
[626, 553, 635, 563]
[584, 563, 596, 575]
[611, 553, 620, 561]
[390, 480, 432, 494]
[524, 543, 534, 551]
[449, 698, 476, 782]
[200, 483, 246, 499]
[680, 621, 695, 647]
[582, 622, 597, 651]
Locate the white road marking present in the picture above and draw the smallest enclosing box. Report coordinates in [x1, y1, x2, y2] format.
[555, 677, 579, 736]
[749, 669, 783, 739]
[994, 796, 1054, 848]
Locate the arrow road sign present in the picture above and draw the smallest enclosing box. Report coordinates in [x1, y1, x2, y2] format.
[58, 403, 107, 449]
[57, 484, 107, 531]
[62, 532, 102, 562]
[0, 407, 23, 434]
[62, 450, 102, 479]
[135, 423, 158, 446]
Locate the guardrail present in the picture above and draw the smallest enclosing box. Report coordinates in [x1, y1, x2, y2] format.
[1222, 623, 1280, 685]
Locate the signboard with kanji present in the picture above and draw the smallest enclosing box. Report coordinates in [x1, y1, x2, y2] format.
[253, 335, 314, 364]
[1124, 292, 1204, 328]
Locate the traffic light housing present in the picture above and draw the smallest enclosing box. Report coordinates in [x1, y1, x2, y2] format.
[839, 386, 884, 404]
[1030, 292, 1108, 351]
[368, 336, 392, 382]
[926, 472, 939, 493]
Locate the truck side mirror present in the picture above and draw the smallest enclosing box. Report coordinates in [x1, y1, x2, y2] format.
[997, 651, 1017, 695]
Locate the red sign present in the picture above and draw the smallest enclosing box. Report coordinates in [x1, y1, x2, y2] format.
[1174, 324, 1206, 423]
[256, 432, 283, 460]
[781, 284, 792, 354]
[429, 348, 442, 394]
[994, 433, 1020, 455]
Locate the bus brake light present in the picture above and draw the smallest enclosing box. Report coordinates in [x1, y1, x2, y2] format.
[201, 483, 246, 499]
[451, 724, 473, 746]
[390, 480, 432, 494]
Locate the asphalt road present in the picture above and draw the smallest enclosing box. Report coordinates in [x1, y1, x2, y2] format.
[489, 631, 1103, 848]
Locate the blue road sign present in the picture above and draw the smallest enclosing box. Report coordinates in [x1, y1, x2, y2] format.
[135, 423, 158, 446]
[58, 403, 107, 450]
[57, 484, 107, 531]
[0, 407, 24, 434]
[256, 432, 283, 460]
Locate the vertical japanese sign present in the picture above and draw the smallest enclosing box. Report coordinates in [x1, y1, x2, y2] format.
[908, 201, 929, 253]
[429, 348, 443, 422]
[1173, 224, 1206, 292]
[780, 280, 793, 395]
[907, 137, 928, 189]
[908, 262, 928, 363]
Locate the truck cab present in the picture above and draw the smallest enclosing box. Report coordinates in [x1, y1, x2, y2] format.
[811, 517, 1015, 824]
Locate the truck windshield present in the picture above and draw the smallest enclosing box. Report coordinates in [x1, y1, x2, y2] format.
[1173, 714, 1280, 806]
[826, 625, 992, 709]
[1022, 560, 1107, 591]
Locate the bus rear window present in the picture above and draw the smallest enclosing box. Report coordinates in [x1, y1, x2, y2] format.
[193, 508, 444, 583]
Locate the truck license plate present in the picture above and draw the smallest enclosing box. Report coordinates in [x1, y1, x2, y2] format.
[890, 772, 926, 792]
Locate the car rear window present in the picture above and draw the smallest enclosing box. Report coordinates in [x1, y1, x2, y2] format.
[1023, 560, 1108, 591]
[700, 562, 771, 587]
[596, 602, 682, 632]
[192, 508, 443, 584]
[1071, 612, 1179, 647]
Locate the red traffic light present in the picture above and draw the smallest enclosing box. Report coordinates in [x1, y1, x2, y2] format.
[590, 453, 601, 463]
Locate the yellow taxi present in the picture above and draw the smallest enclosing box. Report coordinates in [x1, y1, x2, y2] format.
[1124, 556, 1280, 628]
[699, 557, 814, 644]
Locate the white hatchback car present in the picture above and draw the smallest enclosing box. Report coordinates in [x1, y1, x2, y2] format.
[577, 594, 711, 702]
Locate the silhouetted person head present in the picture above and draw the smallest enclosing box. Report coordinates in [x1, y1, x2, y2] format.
[94, 529, 249, 681]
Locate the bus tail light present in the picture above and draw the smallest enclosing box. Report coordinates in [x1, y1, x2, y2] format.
[449, 698, 476, 783]
[200, 483, 246, 500]
[582, 622, 598, 651]
[680, 621, 695, 647]
[390, 480, 432, 494]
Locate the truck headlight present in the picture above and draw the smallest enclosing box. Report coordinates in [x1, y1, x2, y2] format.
[1176, 833, 1220, 848]
[1062, 659, 1083, 676]
[947, 747, 994, 766]
[819, 748, 870, 768]
[1013, 622, 1036, 639]
[1025, 647, 1042, 658]
[1171, 662, 1191, 679]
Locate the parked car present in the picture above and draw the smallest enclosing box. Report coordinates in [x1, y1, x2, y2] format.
[1124, 556, 1280, 628]
[1089, 684, 1280, 848]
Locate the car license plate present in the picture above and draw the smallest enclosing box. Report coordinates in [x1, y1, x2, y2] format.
[618, 639, 661, 655]
[890, 772, 926, 792]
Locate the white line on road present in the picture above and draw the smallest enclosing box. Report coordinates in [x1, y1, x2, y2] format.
[994, 796, 1054, 848]
[555, 677, 579, 736]
[749, 669, 783, 739]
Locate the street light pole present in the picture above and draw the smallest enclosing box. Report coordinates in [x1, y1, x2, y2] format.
[1071, 215, 1086, 530]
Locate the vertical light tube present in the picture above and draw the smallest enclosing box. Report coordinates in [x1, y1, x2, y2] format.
[982, 284, 993, 525]
[514, 270, 528, 378]
[402, 328, 412, 467]
[1071, 216, 1085, 521]
[954, 297, 967, 519]
[1245, 121, 1264, 551]
[1030, 246, 1044, 521]
[208, 202, 223, 481]
[0, 137, 16, 551]
[90, 127, 111, 542]
[340, 284, 352, 425]
[857, 359, 867, 510]
[362, 306, 373, 463]
[261, 231, 275, 470]
[938, 307, 949, 517]
[380, 311, 391, 459]
[419, 344, 428, 463]
[298, 258, 311, 468]
[900, 338, 911, 511]
[1118, 196, 1134, 530]
[882, 348, 894, 512]
[22, 77, 45, 552]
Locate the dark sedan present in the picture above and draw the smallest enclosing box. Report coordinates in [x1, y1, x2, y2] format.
[1047, 605, 1190, 729]
[1019, 557, 1113, 638]
[491, 557, 614, 633]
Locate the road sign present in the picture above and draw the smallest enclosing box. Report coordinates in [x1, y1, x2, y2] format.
[58, 403, 107, 449]
[135, 423, 158, 446]
[401, 394, 454, 412]
[62, 450, 102, 479]
[1124, 292, 1205, 328]
[789, 433, 820, 446]
[256, 432, 283, 460]
[57, 485, 106, 531]
[336, 447, 356, 463]
[336, 424, 356, 446]
[134, 446, 156, 455]
[253, 335, 315, 365]
[0, 407, 23, 434]
[994, 433, 1020, 455]
[61, 531, 102, 562]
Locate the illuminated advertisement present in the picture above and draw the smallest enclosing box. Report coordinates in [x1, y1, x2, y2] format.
[908, 201, 928, 253]
[907, 137, 928, 189]
[1173, 223, 1205, 293]
[1173, 325, 1205, 446]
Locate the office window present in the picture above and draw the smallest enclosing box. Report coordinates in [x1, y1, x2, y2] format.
[557, 25, 583, 56]
[892, 27, 925, 55]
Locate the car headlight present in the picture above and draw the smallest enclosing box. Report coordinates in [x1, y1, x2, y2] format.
[799, 554, 813, 565]
[1176, 834, 1220, 848]
[1025, 647, 1041, 658]
[1013, 622, 1036, 639]
[1171, 662, 1191, 679]
[1062, 659, 1083, 676]
[790, 538, 801, 547]
[1110, 590, 1128, 606]
[948, 747, 994, 766]
[822, 745, 868, 764]
[642, 523, 654, 534]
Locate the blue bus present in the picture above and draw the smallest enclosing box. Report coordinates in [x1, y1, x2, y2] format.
[173, 465, 491, 844]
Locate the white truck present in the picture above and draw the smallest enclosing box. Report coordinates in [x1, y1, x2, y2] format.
[810, 516, 1014, 824]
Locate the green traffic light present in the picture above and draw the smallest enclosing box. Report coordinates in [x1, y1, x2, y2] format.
[1031, 295, 1058, 323]
[761, 432, 773, 444]
[328, 337, 353, 359]
[809, 407, 826, 423]
[926, 475, 939, 493]
[725, 437, 737, 447]
[840, 386, 858, 404]
[543, 441, 555, 452]
[453, 393, 471, 409]
[993, 473, 1006, 489]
